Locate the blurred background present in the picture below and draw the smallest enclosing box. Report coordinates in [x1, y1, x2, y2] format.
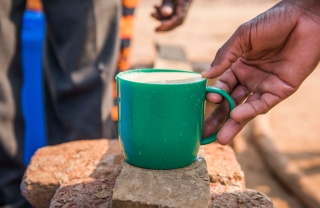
[22, 0, 320, 208]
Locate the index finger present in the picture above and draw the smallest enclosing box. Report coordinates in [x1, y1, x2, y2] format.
[155, 15, 183, 31]
[201, 23, 252, 78]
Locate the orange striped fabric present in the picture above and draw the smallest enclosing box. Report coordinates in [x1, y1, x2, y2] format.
[112, 0, 140, 123]
[26, 0, 43, 11]
[117, 47, 131, 72]
[120, 15, 135, 40]
[122, 0, 140, 8]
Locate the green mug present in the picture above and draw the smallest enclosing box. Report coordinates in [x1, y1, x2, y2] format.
[116, 69, 234, 169]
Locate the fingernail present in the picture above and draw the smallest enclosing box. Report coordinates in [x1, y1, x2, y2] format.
[201, 67, 211, 77]
[206, 66, 213, 72]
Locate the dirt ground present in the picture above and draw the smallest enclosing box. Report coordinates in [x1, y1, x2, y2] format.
[267, 61, 320, 204]
[130, 0, 318, 207]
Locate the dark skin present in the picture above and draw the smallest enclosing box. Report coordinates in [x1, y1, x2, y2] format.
[201, 0, 320, 145]
[151, 0, 192, 32]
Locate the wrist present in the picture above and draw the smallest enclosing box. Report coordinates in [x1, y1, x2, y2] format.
[284, 0, 320, 19]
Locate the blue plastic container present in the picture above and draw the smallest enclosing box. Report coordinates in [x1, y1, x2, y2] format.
[21, 10, 46, 165]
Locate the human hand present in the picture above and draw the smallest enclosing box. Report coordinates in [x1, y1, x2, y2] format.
[202, 0, 320, 145]
[151, 0, 192, 32]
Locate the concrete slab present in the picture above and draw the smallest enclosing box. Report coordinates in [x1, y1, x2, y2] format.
[112, 158, 211, 208]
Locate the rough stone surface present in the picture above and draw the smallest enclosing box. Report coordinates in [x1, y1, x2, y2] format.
[210, 183, 274, 208]
[203, 143, 245, 188]
[112, 157, 211, 208]
[21, 139, 123, 208]
[50, 178, 115, 208]
[21, 137, 273, 207]
[202, 144, 273, 207]
[209, 182, 242, 193]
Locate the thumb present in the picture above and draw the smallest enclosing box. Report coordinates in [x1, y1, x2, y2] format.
[160, 1, 174, 17]
[201, 23, 251, 78]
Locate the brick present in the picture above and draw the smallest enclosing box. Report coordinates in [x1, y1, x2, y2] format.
[112, 157, 211, 208]
[202, 143, 245, 188]
[21, 139, 123, 208]
[50, 178, 115, 208]
[20, 136, 272, 208]
[200, 134, 273, 208]
[210, 183, 274, 208]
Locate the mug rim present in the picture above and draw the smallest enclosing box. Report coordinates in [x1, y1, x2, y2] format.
[116, 68, 207, 85]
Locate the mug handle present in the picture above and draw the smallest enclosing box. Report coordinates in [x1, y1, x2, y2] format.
[201, 87, 235, 145]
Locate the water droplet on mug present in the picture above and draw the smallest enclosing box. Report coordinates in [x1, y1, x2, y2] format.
[196, 156, 203, 162]
[139, 151, 142, 155]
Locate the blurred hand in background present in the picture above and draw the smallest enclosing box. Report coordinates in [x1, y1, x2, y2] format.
[151, 0, 192, 32]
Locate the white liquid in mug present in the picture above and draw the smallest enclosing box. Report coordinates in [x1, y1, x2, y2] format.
[119, 71, 204, 84]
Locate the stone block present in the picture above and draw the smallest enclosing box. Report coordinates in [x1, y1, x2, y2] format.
[50, 178, 115, 208]
[21, 139, 123, 208]
[21, 137, 273, 208]
[210, 183, 274, 208]
[201, 145, 271, 207]
[203, 143, 245, 188]
[112, 157, 211, 208]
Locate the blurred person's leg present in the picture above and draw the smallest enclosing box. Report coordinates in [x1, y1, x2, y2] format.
[41, 0, 120, 144]
[0, 0, 32, 207]
[111, 0, 140, 123]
